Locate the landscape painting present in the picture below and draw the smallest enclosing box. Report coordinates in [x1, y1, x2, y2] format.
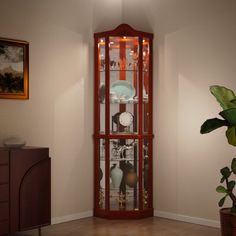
[0, 38, 29, 99]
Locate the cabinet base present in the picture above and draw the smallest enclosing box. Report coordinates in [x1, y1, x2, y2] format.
[94, 208, 153, 219]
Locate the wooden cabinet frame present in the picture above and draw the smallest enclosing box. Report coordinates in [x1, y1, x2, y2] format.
[94, 24, 154, 219]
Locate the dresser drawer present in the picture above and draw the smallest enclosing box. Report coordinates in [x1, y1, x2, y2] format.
[0, 202, 9, 221]
[0, 184, 9, 202]
[0, 166, 9, 183]
[0, 220, 9, 235]
[0, 150, 8, 165]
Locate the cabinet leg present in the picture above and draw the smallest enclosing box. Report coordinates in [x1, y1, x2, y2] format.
[38, 227, 41, 236]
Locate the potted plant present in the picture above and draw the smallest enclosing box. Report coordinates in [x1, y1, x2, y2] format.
[200, 85, 236, 236]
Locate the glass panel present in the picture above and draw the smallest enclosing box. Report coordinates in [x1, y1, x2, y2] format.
[142, 38, 150, 133]
[143, 138, 149, 209]
[109, 139, 139, 210]
[99, 138, 105, 209]
[109, 37, 139, 134]
[98, 38, 105, 134]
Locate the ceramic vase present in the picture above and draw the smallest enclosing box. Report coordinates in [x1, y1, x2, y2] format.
[110, 164, 123, 189]
[124, 161, 134, 174]
[125, 169, 138, 188]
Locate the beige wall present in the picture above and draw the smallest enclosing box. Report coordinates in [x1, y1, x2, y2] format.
[0, 0, 122, 218]
[152, 0, 236, 221]
[0, 0, 236, 221]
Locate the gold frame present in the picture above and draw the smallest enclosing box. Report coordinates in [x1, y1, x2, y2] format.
[0, 37, 29, 99]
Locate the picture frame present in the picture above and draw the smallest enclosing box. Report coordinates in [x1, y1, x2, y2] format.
[0, 37, 29, 99]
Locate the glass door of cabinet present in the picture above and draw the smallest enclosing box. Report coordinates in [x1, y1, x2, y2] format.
[109, 36, 139, 135]
[109, 139, 139, 210]
[97, 37, 106, 134]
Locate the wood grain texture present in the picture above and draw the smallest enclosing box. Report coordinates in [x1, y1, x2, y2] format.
[10, 147, 50, 232]
[0, 184, 9, 202]
[12, 217, 220, 236]
[19, 158, 51, 231]
[0, 166, 9, 183]
[0, 221, 9, 235]
[0, 150, 9, 164]
[0, 147, 51, 235]
[0, 202, 9, 221]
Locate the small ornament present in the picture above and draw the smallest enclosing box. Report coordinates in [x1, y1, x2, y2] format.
[99, 190, 105, 207]
[143, 190, 148, 207]
[117, 191, 126, 208]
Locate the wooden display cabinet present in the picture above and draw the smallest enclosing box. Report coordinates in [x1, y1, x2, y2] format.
[94, 24, 154, 218]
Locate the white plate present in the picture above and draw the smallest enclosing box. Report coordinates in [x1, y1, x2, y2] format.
[110, 80, 135, 100]
[119, 112, 133, 127]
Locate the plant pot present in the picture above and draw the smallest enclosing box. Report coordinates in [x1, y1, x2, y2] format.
[220, 208, 236, 236]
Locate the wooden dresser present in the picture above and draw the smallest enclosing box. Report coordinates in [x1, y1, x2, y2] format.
[0, 147, 51, 235]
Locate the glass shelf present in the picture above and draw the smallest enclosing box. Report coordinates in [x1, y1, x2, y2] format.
[99, 157, 135, 161]
[99, 69, 148, 73]
[101, 187, 137, 193]
[99, 99, 149, 104]
[110, 132, 139, 135]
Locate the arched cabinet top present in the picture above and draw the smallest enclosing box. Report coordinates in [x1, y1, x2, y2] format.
[94, 24, 153, 39]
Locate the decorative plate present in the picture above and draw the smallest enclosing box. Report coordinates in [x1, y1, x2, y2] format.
[110, 80, 135, 100]
[119, 112, 133, 127]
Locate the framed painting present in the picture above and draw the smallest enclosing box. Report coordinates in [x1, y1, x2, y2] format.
[0, 38, 29, 99]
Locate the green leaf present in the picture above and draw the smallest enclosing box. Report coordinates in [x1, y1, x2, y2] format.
[226, 126, 236, 146]
[231, 158, 236, 174]
[228, 181, 236, 191]
[200, 118, 229, 134]
[220, 108, 236, 125]
[220, 167, 231, 178]
[210, 85, 236, 110]
[216, 185, 227, 193]
[231, 99, 236, 106]
[218, 196, 227, 207]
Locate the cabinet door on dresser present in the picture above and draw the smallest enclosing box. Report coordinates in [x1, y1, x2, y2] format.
[10, 148, 51, 233]
[0, 150, 9, 236]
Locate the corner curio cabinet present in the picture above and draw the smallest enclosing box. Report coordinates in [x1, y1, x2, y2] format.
[94, 24, 154, 218]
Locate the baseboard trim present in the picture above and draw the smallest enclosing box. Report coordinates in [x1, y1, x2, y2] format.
[154, 210, 220, 228]
[51, 210, 220, 228]
[51, 211, 93, 225]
